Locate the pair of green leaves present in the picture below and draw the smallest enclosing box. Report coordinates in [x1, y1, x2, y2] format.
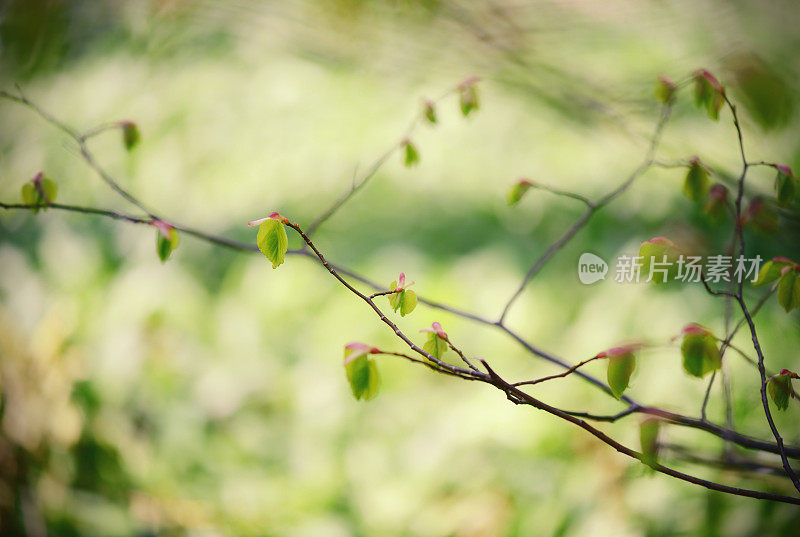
[774, 164, 797, 208]
[344, 342, 381, 401]
[599, 346, 638, 399]
[680, 324, 721, 378]
[639, 237, 682, 284]
[20, 172, 57, 213]
[152, 220, 180, 262]
[421, 322, 448, 360]
[767, 370, 799, 411]
[693, 69, 725, 120]
[387, 273, 417, 316]
[753, 257, 800, 312]
[250, 213, 289, 269]
[683, 158, 710, 201]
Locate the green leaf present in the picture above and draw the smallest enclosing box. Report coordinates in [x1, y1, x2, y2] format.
[775, 169, 796, 207]
[683, 160, 710, 201]
[423, 333, 448, 360]
[21, 182, 37, 212]
[777, 270, 798, 313]
[693, 70, 724, 120]
[655, 75, 676, 104]
[680, 326, 721, 378]
[121, 122, 140, 151]
[155, 226, 180, 262]
[459, 85, 479, 117]
[40, 177, 57, 204]
[704, 183, 729, 223]
[257, 219, 288, 269]
[639, 237, 681, 284]
[768, 375, 791, 411]
[507, 180, 533, 206]
[606, 351, 636, 399]
[423, 100, 437, 124]
[344, 346, 380, 401]
[399, 289, 417, 316]
[639, 418, 660, 467]
[753, 261, 780, 286]
[403, 140, 419, 167]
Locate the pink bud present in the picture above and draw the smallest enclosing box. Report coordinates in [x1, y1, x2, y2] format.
[682, 323, 710, 336]
[775, 164, 794, 178]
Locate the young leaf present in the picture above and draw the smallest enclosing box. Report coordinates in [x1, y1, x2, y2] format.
[753, 258, 795, 286]
[255, 218, 288, 269]
[153, 221, 180, 262]
[601, 347, 637, 399]
[639, 418, 661, 467]
[704, 183, 728, 223]
[775, 167, 796, 207]
[777, 269, 799, 313]
[421, 322, 448, 359]
[403, 139, 420, 167]
[344, 343, 381, 401]
[744, 197, 778, 234]
[680, 324, 721, 378]
[400, 289, 417, 316]
[459, 85, 479, 117]
[683, 158, 710, 201]
[423, 99, 437, 124]
[21, 182, 37, 212]
[768, 374, 791, 411]
[40, 177, 58, 204]
[507, 179, 533, 206]
[639, 237, 681, 284]
[655, 75, 676, 104]
[120, 121, 140, 151]
[693, 69, 724, 120]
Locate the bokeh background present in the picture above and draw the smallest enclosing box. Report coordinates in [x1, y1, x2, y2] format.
[1, 1, 800, 535]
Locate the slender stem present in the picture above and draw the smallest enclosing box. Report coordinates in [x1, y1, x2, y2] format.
[512, 355, 600, 387]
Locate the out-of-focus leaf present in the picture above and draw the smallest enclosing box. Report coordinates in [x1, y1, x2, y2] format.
[121, 121, 140, 150]
[507, 179, 533, 205]
[655, 75, 676, 104]
[344, 343, 381, 401]
[768, 374, 791, 411]
[601, 346, 637, 399]
[727, 54, 795, 131]
[683, 158, 710, 201]
[640, 418, 661, 467]
[403, 139, 419, 167]
[777, 269, 800, 313]
[680, 324, 721, 378]
[639, 237, 681, 284]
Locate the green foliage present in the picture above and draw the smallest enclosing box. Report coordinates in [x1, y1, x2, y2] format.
[344, 343, 381, 401]
[154, 223, 180, 262]
[604, 348, 636, 399]
[459, 84, 479, 117]
[704, 183, 729, 223]
[768, 374, 791, 411]
[639, 237, 681, 284]
[256, 218, 288, 269]
[655, 75, 676, 104]
[423, 100, 437, 124]
[680, 324, 721, 378]
[20, 173, 57, 213]
[639, 418, 660, 467]
[121, 121, 140, 151]
[403, 139, 420, 167]
[421, 322, 448, 360]
[693, 69, 725, 120]
[775, 166, 796, 208]
[683, 159, 710, 201]
[387, 273, 417, 316]
[728, 54, 794, 131]
[507, 179, 533, 205]
[776, 269, 800, 313]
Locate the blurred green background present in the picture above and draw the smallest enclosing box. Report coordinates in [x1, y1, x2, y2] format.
[1, 1, 800, 535]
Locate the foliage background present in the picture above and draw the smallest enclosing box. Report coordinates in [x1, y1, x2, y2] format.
[1, 1, 799, 535]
